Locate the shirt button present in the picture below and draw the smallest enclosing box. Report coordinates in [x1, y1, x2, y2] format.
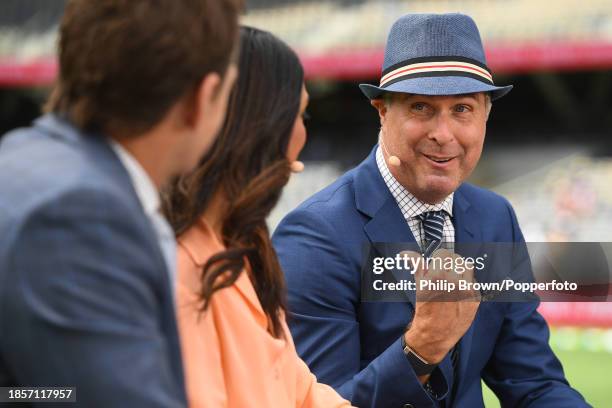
[403, 404, 414, 408]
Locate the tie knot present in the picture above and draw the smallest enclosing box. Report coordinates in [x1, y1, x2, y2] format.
[418, 210, 445, 225]
[418, 211, 445, 248]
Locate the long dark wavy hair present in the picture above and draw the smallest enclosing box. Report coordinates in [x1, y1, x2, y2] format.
[163, 26, 304, 339]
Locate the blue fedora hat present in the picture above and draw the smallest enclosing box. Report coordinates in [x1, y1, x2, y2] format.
[360, 13, 512, 101]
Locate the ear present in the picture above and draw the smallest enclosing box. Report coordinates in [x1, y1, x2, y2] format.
[484, 93, 492, 121]
[370, 98, 388, 125]
[189, 72, 222, 130]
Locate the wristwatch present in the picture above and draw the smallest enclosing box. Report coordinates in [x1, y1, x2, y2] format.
[401, 336, 438, 376]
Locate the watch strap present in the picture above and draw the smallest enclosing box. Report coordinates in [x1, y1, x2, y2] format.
[401, 336, 438, 376]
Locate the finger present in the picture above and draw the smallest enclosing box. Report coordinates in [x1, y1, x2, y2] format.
[427, 249, 456, 278]
[433, 248, 454, 258]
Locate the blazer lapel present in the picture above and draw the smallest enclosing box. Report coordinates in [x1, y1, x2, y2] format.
[452, 187, 475, 244]
[364, 197, 416, 245]
[355, 147, 419, 305]
[355, 147, 417, 244]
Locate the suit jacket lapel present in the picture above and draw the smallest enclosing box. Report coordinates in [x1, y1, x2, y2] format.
[355, 147, 419, 304]
[452, 187, 475, 243]
[355, 147, 417, 244]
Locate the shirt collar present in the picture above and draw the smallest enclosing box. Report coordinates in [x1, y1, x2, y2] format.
[109, 140, 160, 217]
[376, 145, 453, 219]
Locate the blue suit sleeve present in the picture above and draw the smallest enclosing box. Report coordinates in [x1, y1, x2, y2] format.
[1, 188, 185, 407]
[482, 201, 590, 407]
[273, 208, 448, 408]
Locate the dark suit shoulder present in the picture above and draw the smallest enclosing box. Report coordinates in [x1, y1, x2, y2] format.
[0, 125, 136, 223]
[274, 167, 371, 255]
[0, 122, 149, 269]
[295, 168, 359, 215]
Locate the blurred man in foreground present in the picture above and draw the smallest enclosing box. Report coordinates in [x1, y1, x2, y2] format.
[273, 13, 590, 408]
[0, 0, 239, 405]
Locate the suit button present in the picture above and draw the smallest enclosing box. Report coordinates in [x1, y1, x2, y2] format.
[403, 405, 414, 408]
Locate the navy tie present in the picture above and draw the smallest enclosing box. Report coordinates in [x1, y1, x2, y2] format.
[418, 211, 445, 257]
[418, 210, 460, 396]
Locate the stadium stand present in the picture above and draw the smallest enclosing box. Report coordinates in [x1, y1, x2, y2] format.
[243, 0, 612, 78]
[1, 0, 612, 84]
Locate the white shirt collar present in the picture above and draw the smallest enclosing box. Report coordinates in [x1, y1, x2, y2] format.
[109, 140, 160, 217]
[376, 145, 454, 219]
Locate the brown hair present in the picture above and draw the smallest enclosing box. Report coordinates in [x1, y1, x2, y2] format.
[164, 27, 304, 339]
[46, 0, 242, 136]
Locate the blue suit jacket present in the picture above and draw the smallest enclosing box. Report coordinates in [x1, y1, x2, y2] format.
[273, 147, 589, 408]
[0, 115, 186, 407]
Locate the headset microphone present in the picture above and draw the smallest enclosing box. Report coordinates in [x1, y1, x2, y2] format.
[290, 160, 305, 173]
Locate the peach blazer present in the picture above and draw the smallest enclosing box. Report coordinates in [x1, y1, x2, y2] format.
[175, 218, 353, 408]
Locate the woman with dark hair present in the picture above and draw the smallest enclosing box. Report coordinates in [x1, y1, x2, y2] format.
[164, 27, 352, 407]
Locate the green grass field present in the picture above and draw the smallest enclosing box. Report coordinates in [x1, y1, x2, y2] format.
[483, 328, 612, 407]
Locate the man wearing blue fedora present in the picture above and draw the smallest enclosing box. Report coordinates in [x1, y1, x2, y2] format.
[273, 13, 589, 408]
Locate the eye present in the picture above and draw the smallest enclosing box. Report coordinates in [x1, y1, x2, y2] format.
[301, 111, 311, 120]
[454, 104, 471, 113]
[412, 103, 426, 111]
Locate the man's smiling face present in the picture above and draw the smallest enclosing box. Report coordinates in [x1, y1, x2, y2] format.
[373, 92, 489, 204]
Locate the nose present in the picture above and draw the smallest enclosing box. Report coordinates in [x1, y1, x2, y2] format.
[427, 113, 455, 145]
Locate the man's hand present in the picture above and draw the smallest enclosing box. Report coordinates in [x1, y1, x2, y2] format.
[402, 249, 480, 380]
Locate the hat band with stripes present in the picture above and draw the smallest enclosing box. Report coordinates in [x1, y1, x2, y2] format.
[379, 56, 494, 88]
